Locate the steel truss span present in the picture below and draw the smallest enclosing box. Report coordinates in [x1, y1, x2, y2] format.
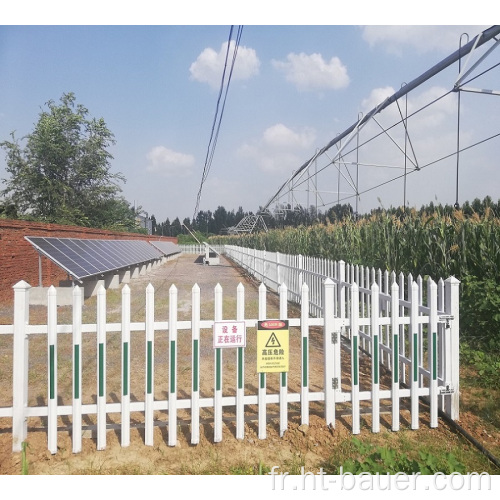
[263, 25, 500, 218]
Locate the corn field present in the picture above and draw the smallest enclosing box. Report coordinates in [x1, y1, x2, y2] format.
[211, 208, 500, 348]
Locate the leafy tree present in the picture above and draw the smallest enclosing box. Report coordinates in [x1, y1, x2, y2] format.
[0, 92, 134, 228]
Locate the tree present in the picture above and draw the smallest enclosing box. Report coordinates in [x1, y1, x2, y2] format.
[0, 92, 134, 228]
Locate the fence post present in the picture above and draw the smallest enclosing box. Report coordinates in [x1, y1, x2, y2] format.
[121, 285, 131, 448]
[191, 284, 201, 444]
[390, 281, 400, 432]
[298, 254, 304, 301]
[96, 285, 107, 451]
[258, 283, 267, 440]
[169, 284, 178, 446]
[300, 283, 309, 427]
[12, 280, 30, 452]
[47, 286, 58, 454]
[279, 283, 289, 435]
[236, 283, 245, 440]
[72, 285, 83, 453]
[214, 283, 223, 443]
[371, 282, 380, 433]
[145, 283, 155, 446]
[444, 277, 460, 420]
[323, 278, 335, 427]
[351, 282, 360, 434]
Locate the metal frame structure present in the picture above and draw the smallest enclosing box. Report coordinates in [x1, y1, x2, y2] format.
[262, 25, 500, 218]
[226, 214, 268, 234]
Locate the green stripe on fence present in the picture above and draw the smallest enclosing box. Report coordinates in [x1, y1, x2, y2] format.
[393, 335, 399, 384]
[374, 336, 379, 384]
[99, 343, 104, 397]
[413, 333, 418, 382]
[74, 344, 80, 400]
[123, 342, 129, 397]
[353, 336, 358, 386]
[147, 340, 153, 394]
[432, 332, 437, 380]
[216, 348, 221, 391]
[238, 347, 243, 389]
[281, 372, 286, 387]
[302, 337, 308, 387]
[49, 344, 55, 400]
[169, 340, 175, 394]
[193, 340, 199, 392]
[260, 372, 265, 389]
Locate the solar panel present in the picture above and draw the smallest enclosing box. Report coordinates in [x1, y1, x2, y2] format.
[150, 241, 181, 256]
[25, 237, 163, 281]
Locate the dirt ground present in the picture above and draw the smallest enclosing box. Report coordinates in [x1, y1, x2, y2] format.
[0, 254, 499, 475]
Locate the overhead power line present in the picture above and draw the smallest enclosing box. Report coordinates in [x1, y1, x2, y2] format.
[193, 25, 244, 221]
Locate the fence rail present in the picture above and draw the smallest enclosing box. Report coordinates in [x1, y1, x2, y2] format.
[0, 245, 460, 454]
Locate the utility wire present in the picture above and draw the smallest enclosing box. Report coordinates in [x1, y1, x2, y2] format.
[193, 25, 244, 221]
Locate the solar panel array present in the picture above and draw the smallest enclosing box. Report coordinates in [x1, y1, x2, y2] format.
[25, 237, 164, 281]
[149, 241, 180, 256]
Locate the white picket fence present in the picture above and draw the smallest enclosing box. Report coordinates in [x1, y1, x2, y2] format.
[224, 246, 460, 424]
[0, 245, 460, 454]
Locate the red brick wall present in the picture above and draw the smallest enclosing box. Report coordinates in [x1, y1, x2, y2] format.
[0, 219, 177, 303]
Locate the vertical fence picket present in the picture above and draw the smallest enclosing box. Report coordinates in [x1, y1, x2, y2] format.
[279, 283, 288, 436]
[236, 283, 245, 440]
[445, 277, 460, 420]
[191, 284, 201, 444]
[258, 283, 267, 440]
[12, 281, 30, 452]
[47, 286, 57, 454]
[300, 283, 309, 427]
[72, 285, 83, 453]
[97, 285, 107, 451]
[417, 275, 424, 387]
[350, 283, 360, 434]
[214, 283, 223, 443]
[437, 278, 445, 412]
[121, 285, 131, 448]
[390, 281, 400, 431]
[371, 283, 380, 433]
[323, 278, 335, 427]
[410, 281, 420, 429]
[169, 284, 178, 446]
[145, 284, 155, 446]
[399, 272, 406, 385]
[429, 279, 438, 428]
[360, 267, 366, 351]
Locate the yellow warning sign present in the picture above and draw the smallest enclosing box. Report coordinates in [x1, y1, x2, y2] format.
[257, 320, 289, 373]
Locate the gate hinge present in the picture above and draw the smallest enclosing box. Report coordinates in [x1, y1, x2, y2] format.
[332, 377, 339, 390]
[331, 331, 339, 344]
[438, 315, 454, 328]
[439, 383, 455, 395]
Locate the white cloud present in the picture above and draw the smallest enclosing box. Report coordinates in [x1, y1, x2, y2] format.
[361, 26, 490, 56]
[146, 146, 195, 177]
[360, 85, 456, 131]
[272, 52, 349, 91]
[189, 41, 260, 89]
[238, 123, 316, 174]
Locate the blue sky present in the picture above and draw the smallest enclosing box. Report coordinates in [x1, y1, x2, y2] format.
[1, 9, 498, 224]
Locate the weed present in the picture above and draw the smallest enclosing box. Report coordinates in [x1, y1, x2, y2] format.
[321, 438, 467, 475]
[21, 441, 29, 475]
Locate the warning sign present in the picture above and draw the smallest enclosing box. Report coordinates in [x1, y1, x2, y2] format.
[257, 320, 289, 373]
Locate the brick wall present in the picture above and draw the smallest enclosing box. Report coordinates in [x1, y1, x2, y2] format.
[0, 219, 177, 303]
